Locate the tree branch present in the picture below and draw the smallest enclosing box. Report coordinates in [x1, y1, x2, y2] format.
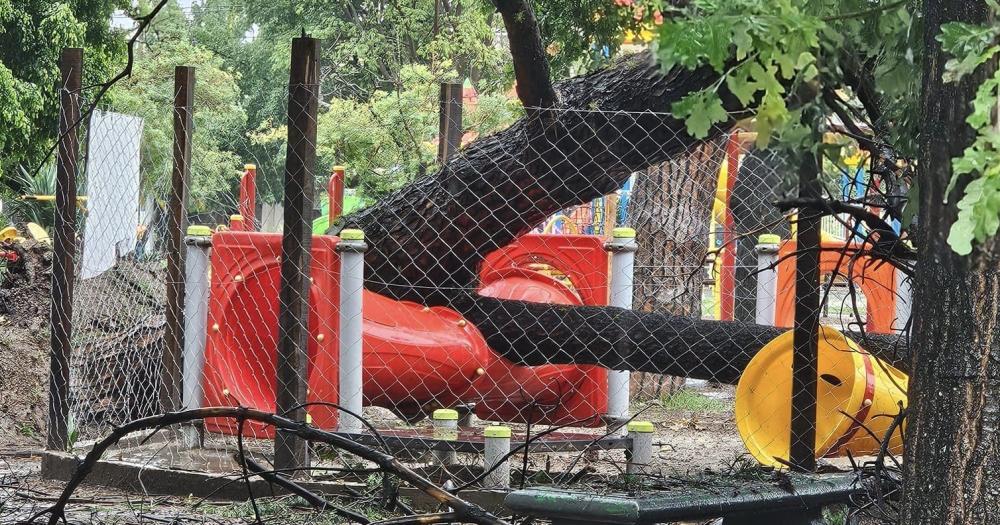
[32, 0, 169, 176]
[773, 196, 917, 264]
[35, 407, 508, 525]
[492, 0, 557, 109]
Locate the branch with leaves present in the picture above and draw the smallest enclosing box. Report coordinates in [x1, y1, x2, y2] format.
[31, 0, 170, 178]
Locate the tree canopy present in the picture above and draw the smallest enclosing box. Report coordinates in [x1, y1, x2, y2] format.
[0, 0, 127, 182]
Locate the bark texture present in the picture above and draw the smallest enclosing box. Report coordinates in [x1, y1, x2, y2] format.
[731, 148, 794, 322]
[456, 294, 911, 384]
[902, 1, 1000, 522]
[338, 51, 736, 306]
[629, 137, 725, 397]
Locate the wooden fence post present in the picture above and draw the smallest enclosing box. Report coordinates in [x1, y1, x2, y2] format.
[48, 48, 83, 451]
[437, 82, 463, 162]
[275, 36, 320, 473]
[163, 66, 195, 413]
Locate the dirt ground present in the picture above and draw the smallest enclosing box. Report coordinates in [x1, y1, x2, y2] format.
[0, 384, 754, 524]
[0, 240, 52, 449]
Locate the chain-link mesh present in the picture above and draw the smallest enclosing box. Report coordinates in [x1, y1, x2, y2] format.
[42, 62, 910, 515]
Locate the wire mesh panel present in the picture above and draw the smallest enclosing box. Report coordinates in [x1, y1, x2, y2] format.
[43, 58, 911, 525]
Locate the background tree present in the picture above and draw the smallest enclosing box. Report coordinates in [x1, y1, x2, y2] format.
[111, 0, 247, 212]
[902, 0, 1000, 521]
[0, 0, 127, 190]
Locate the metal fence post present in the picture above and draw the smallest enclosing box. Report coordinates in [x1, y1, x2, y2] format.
[275, 36, 320, 473]
[181, 225, 212, 448]
[337, 229, 367, 432]
[432, 408, 459, 466]
[754, 234, 781, 326]
[625, 420, 654, 476]
[483, 425, 511, 489]
[48, 47, 82, 451]
[790, 146, 822, 473]
[606, 227, 636, 433]
[164, 65, 195, 413]
[438, 82, 463, 162]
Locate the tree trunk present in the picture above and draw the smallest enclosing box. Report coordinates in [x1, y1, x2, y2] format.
[731, 148, 794, 322]
[338, 50, 910, 384]
[456, 294, 910, 384]
[902, 1, 1000, 522]
[628, 137, 725, 397]
[338, 51, 735, 307]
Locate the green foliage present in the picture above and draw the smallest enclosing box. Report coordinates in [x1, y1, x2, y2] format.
[661, 388, 728, 412]
[253, 65, 522, 202]
[7, 164, 57, 227]
[110, 1, 247, 212]
[651, 0, 823, 145]
[635, 0, 919, 155]
[0, 0, 127, 178]
[939, 17, 1000, 255]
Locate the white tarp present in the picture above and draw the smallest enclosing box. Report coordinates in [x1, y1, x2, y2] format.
[81, 110, 143, 279]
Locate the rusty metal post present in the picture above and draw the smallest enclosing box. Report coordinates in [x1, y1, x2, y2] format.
[275, 36, 320, 473]
[437, 82, 463, 162]
[48, 48, 82, 451]
[163, 65, 195, 413]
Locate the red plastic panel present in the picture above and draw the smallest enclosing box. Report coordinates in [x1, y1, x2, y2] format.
[482, 234, 609, 305]
[474, 234, 610, 426]
[202, 232, 341, 437]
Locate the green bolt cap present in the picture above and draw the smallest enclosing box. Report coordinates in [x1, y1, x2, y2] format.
[758, 233, 782, 245]
[484, 425, 511, 438]
[340, 229, 365, 241]
[627, 421, 655, 434]
[612, 227, 636, 239]
[432, 408, 459, 421]
[187, 225, 213, 236]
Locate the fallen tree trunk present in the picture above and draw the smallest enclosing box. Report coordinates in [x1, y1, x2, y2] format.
[339, 51, 738, 305]
[455, 294, 911, 384]
[337, 50, 911, 380]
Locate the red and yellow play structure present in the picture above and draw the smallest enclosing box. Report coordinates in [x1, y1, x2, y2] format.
[200, 166, 615, 436]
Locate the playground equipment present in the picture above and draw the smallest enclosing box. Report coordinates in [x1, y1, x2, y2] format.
[194, 166, 627, 438]
[735, 326, 908, 468]
[752, 235, 906, 334]
[542, 178, 632, 236]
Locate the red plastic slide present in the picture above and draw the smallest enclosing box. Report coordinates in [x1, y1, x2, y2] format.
[201, 231, 610, 435]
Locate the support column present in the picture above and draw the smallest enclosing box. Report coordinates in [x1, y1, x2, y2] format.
[432, 408, 459, 466]
[48, 47, 82, 451]
[275, 36, 320, 473]
[605, 227, 637, 433]
[437, 82, 463, 162]
[483, 425, 511, 489]
[754, 234, 781, 326]
[790, 142, 822, 473]
[181, 225, 212, 448]
[164, 65, 195, 413]
[625, 420, 654, 477]
[238, 164, 257, 231]
[337, 229, 367, 432]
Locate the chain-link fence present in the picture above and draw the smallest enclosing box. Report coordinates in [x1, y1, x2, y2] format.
[38, 42, 912, 523]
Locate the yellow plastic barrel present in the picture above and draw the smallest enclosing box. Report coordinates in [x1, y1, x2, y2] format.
[735, 326, 908, 468]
